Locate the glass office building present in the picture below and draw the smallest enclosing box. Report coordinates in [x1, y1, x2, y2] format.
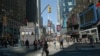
[57, 0, 75, 33]
[0, 0, 26, 42]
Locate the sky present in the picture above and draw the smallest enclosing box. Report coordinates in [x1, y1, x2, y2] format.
[41, 0, 57, 26]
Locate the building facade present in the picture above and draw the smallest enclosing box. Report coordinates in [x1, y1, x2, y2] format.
[0, 0, 26, 42]
[57, 0, 75, 34]
[20, 22, 35, 45]
[26, 0, 37, 23]
[67, 0, 100, 41]
[26, 0, 42, 40]
[26, 0, 41, 25]
[40, 17, 43, 28]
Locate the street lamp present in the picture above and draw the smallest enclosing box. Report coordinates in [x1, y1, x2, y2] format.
[36, 23, 39, 39]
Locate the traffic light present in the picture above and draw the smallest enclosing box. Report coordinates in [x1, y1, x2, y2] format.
[48, 5, 51, 13]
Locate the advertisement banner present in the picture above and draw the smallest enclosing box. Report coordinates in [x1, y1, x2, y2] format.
[56, 25, 61, 31]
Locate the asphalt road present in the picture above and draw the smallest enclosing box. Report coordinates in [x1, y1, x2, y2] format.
[0, 48, 35, 56]
[0, 48, 100, 56]
[0, 42, 100, 56]
[50, 49, 100, 56]
[50, 43, 100, 56]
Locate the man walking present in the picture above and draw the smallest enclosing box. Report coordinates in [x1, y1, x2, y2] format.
[33, 40, 37, 50]
[53, 39, 57, 50]
[42, 39, 49, 56]
[25, 39, 29, 48]
[59, 38, 64, 49]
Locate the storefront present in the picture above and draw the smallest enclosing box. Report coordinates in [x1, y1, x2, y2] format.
[80, 27, 99, 41]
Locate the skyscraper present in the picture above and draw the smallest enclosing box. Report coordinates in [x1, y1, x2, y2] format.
[26, 0, 37, 23]
[26, 0, 41, 39]
[0, 0, 26, 41]
[57, 0, 75, 34]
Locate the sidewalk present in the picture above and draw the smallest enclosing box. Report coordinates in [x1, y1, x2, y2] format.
[1, 42, 100, 56]
[24, 42, 100, 56]
[48, 41, 74, 55]
[58, 43, 100, 51]
[0, 45, 34, 51]
[33, 41, 74, 56]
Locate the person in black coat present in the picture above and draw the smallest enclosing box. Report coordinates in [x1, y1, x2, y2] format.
[25, 39, 29, 48]
[42, 39, 49, 56]
[33, 40, 37, 50]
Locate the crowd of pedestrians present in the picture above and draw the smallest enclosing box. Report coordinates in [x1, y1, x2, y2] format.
[1, 33, 98, 56]
[24, 38, 49, 56]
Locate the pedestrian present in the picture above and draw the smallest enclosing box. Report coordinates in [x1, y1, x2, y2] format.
[33, 40, 37, 50]
[25, 39, 29, 48]
[42, 39, 49, 56]
[37, 40, 41, 49]
[59, 38, 64, 49]
[93, 33, 97, 43]
[91, 33, 97, 47]
[3, 39, 7, 48]
[88, 34, 95, 47]
[53, 39, 57, 50]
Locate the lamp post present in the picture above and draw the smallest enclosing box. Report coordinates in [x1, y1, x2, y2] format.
[34, 17, 37, 40]
[36, 23, 39, 39]
[34, 23, 40, 40]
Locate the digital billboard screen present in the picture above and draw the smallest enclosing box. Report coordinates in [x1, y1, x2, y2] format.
[84, 4, 97, 25]
[84, 8, 94, 23]
[80, 4, 97, 28]
[56, 25, 61, 32]
[79, 14, 84, 27]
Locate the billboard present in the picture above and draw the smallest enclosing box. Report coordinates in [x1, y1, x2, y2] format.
[79, 14, 84, 27]
[56, 25, 61, 32]
[80, 4, 98, 28]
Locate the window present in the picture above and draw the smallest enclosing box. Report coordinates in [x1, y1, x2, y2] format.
[29, 32, 32, 35]
[25, 32, 28, 35]
[68, 7, 73, 11]
[21, 32, 25, 35]
[63, 3, 65, 6]
[68, 2, 72, 6]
